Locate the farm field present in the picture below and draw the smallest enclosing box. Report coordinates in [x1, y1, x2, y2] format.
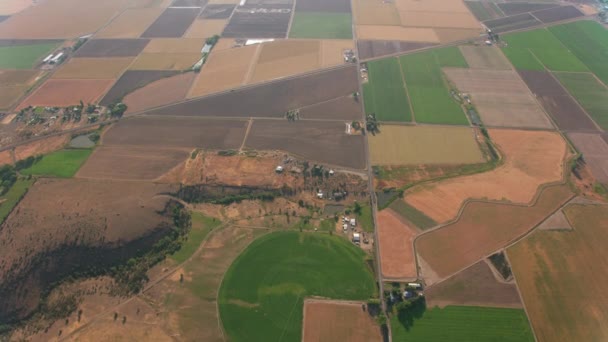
[218, 231, 377, 342]
[0, 42, 58, 69]
[363, 57, 410, 122]
[13, 134, 70, 161]
[302, 300, 381, 342]
[357, 40, 436, 60]
[199, 4, 235, 19]
[391, 305, 534, 341]
[222, 4, 292, 38]
[496, 2, 557, 16]
[123, 72, 196, 114]
[141, 7, 200, 38]
[51, 57, 134, 79]
[170, 212, 221, 264]
[532, 5, 583, 24]
[459, 46, 511, 70]
[568, 133, 608, 183]
[184, 18, 228, 38]
[555, 72, 608, 130]
[368, 125, 484, 166]
[425, 261, 522, 308]
[399, 47, 469, 125]
[356, 26, 440, 43]
[20, 149, 92, 178]
[17, 79, 114, 109]
[508, 204, 608, 342]
[0, 0, 32, 15]
[465, 1, 503, 21]
[289, 13, 353, 39]
[297, 95, 361, 121]
[416, 184, 573, 281]
[0, 179, 33, 224]
[74, 39, 150, 58]
[0, 69, 41, 110]
[100, 70, 180, 106]
[129, 52, 201, 70]
[389, 199, 437, 230]
[484, 13, 541, 33]
[405, 129, 567, 223]
[94, 8, 164, 38]
[376, 208, 417, 279]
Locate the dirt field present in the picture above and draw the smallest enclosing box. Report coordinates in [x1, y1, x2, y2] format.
[353, 0, 401, 26]
[100, 70, 179, 105]
[536, 209, 572, 230]
[518, 70, 598, 131]
[302, 300, 381, 342]
[399, 11, 479, 29]
[13, 134, 69, 160]
[103, 116, 248, 149]
[444, 68, 553, 128]
[130, 52, 202, 70]
[75, 39, 150, 58]
[425, 261, 522, 308]
[51, 57, 134, 79]
[369, 125, 484, 166]
[0, 85, 28, 109]
[497, 2, 559, 16]
[416, 184, 573, 282]
[250, 40, 320, 83]
[356, 26, 440, 42]
[298, 95, 361, 121]
[508, 204, 608, 342]
[357, 40, 436, 60]
[459, 46, 511, 70]
[568, 132, 608, 183]
[483, 13, 541, 33]
[95, 8, 164, 38]
[0, 150, 13, 165]
[17, 79, 114, 109]
[434, 28, 482, 43]
[0, 69, 40, 109]
[123, 72, 195, 113]
[532, 5, 583, 23]
[377, 208, 417, 279]
[187, 44, 258, 97]
[405, 129, 567, 223]
[222, 4, 292, 38]
[320, 40, 354, 66]
[0, 69, 38, 84]
[395, 0, 471, 13]
[141, 7, 201, 38]
[143, 38, 204, 53]
[199, 4, 235, 19]
[245, 119, 366, 169]
[184, 18, 227, 38]
[76, 146, 189, 180]
[0, 0, 32, 15]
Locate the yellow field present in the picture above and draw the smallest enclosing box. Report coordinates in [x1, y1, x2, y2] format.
[184, 19, 227, 39]
[130, 53, 201, 70]
[52, 57, 134, 79]
[95, 8, 163, 38]
[356, 26, 440, 42]
[143, 38, 206, 54]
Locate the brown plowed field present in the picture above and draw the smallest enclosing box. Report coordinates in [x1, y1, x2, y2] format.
[141, 7, 201, 38]
[100, 70, 179, 106]
[357, 40, 437, 60]
[17, 79, 114, 109]
[508, 204, 608, 342]
[568, 133, 608, 183]
[74, 39, 150, 58]
[532, 5, 583, 23]
[395, 0, 470, 13]
[95, 8, 164, 38]
[406, 129, 567, 223]
[77, 146, 189, 181]
[416, 184, 573, 280]
[103, 116, 247, 149]
[123, 72, 195, 113]
[459, 46, 511, 70]
[356, 26, 440, 42]
[0, 69, 39, 84]
[444, 68, 553, 128]
[188, 44, 258, 97]
[143, 38, 204, 53]
[426, 261, 522, 308]
[536, 209, 572, 230]
[353, 0, 401, 26]
[0, 70, 40, 109]
[302, 300, 381, 342]
[377, 208, 417, 279]
[298, 95, 361, 121]
[399, 11, 479, 29]
[184, 18, 227, 38]
[498, 2, 559, 16]
[129, 52, 202, 70]
[52, 57, 134, 79]
[434, 28, 481, 43]
[0, 85, 27, 110]
[483, 13, 541, 33]
[250, 40, 320, 83]
[14, 134, 69, 160]
[518, 70, 598, 131]
[245, 119, 366, 169]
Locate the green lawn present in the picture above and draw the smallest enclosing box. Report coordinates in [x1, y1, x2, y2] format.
[357, 204, 374, 233]
[555, 72, 608, 130]
[399, 47, 469, 125]
[219, 231, 376, 342]
[171, 212, 221, 264]
[392, 305, 534, 341]
[20, 149, 92, 178]
[0, 42, 59, 69]
[502, 28, 589, 72]
[549, 21, 608, 85]
[0, 179, 34, 224]
[364, 57, 411, 122]
[289, 12, 352, 39]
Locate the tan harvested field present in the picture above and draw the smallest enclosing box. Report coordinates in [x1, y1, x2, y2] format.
[416, 184, 573, 281]
[18, 79, 114, 109]
[250, 40, 320, 83]
[425, 261, 522, 308]
[14, 134, 69, 160]
[95, 8, 164, 38]
[395, 0, 471, 13]
[302, 300, 382, 342]
[377, 208, 417, 280]
[406, 129, 567, 223]
[356, 25, 440, 42]
[321, 40, 355, 66]
[369, 125, 484, 165]
[0, 0, 125, 38]
[214, 38, 237, 51]
[444, 68, 553, 128]
[353, 0, 401, 26]
[52, 57, 134, 79]
[188, 44, 258, 97]
[459, 46, 512, 70]
[124, 72, 196, 114]
[130, 53, 201, 70]
[77, 146, 189, 181]
[508, 204, 608, 342]
[0, 69, 39, 84]
[184, 19, 227, 38]
[0, 85, 29, 110]
[0, 0, 32, 15]
[209, 0, 239, 3]
[399, 11, 479, 29]
[434, 28, 481, 43]
[143, 38, 205, 53]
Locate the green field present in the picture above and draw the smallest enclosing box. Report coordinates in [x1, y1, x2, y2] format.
[0, 42, 59, 69]
[219, 231, 376, 342]
[363, 57, 411, 122]
[288, 13, 352, 39]
[501, 28, 588, 72]
[399, 47, 469, 125]
[0, 179, 34, 224]
[171, 212, 221, 264]
[550, 21, 608, 85]
[20, 149, 92, 178]
[391, 305, 534, 341]
[555, 72, 608, 130]
[357, 204, 374, 232]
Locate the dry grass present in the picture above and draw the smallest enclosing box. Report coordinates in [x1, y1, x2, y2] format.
[130, 53, 201, 70]
[377, 208, 418, 279]
[95, 8, 164, 38]
[52, 57, 134, 79]
[143, 38, 205, 53]
[356, 25, 440, 42]
[184, 19, 227, 38]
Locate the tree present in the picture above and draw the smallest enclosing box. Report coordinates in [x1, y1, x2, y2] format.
[366, 113, 380, 135]
[353, 91, 359, 102]
[285, 109, 300, 121]
[353, 201, 362, 215]
[352, 121, 361, 131]
[109, 102, 128, 118]
[86, 103, 96, 114]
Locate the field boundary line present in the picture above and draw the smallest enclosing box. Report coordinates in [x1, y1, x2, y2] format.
[243, 43, 262, 85]
[239, 118, 253, 151]
[286, 0, 297, 38]
[397, 57, 416, 123]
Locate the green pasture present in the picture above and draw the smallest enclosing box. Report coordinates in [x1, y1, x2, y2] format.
[20, 149, 92, 178]
[363, 57, 411, 122]
[218, 231, 376, 342]
[0, 42, 59, 69]
[501, 28, 588, 72]
[288, 13, 352, 39]
[399, 47, 469, 125]
[391, 305, 534, 341]
[171, 212, 221, 264]
[555, 72, 608, 130]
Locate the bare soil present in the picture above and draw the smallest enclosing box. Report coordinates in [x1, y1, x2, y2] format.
[123, 72, 195, 114]
[356, 25, 440, 42]
[95, 8, 165, 38]
[0, 0, 32, 15]
[141, 7, 201, 38]
[14, 134, 69, 160]
[532, 5, 583, 23]
[101, 70, 180, 106]
[302, 300, 382, 342]
[399, 11, 479, 29]
[143, 38, 205, 53]
[129, 52, 202, 70]
[52, 57, 134, 79]
[536, 209, 572, 230]
[459, 45, 511, 70]
[75, 39, 150, 58]
[377, 208, 417, 280]
[568, 133, 608, 183]
[17, 79, 115, 109]
[184, 18, 227, 38]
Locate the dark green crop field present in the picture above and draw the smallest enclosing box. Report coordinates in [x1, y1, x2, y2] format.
[363, 57, 411, 122]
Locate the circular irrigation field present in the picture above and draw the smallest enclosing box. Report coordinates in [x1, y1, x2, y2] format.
[218, 231, 377, 342]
